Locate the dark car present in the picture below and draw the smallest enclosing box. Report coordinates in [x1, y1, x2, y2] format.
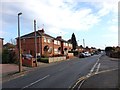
[78, 53, 85, 58]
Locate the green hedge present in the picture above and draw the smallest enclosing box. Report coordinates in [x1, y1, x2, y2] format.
[39, 58, 49, 63]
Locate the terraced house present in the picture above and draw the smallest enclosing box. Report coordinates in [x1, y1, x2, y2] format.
[16, 29, 72, 57]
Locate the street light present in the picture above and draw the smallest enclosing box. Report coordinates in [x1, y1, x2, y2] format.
[18, 12, 22, 72]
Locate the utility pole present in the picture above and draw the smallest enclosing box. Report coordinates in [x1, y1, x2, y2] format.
[18, 12, 22, 72]
[34, 20, 38, 67]
[83, 39, 85, 48]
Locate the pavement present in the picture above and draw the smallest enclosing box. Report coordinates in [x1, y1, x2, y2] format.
[0, 62, 49, 83]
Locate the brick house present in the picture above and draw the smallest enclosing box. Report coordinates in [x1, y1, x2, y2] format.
[16, 29, 72, 57]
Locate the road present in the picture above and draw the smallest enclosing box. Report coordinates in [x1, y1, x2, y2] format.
[72, 54, 119, 89]
[2, 55, 101, 89]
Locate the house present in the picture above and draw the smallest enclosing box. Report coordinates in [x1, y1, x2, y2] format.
[56, 36, 72, 55]
[16, 29, 72, 57]
[76, 45, 84, 53]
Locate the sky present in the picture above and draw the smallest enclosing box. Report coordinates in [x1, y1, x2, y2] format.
[0, 0, 119, 49]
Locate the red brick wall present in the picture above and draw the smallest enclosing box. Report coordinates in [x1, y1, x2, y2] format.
[19, 37, 42, 57]
[17, 36, 72, 57]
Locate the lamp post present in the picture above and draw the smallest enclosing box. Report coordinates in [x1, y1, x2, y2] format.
[18, 12, 22, 72]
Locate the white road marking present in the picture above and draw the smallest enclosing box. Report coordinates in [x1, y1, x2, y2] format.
[95, 63, 101, 74]
[22, 75, 50, 89]
[97, 68, 118, 74]
[73, 55, 101, 89]
[90, 57, 100, 74]
[77, 80, 85, 89]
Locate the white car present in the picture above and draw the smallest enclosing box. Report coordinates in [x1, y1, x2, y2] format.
[83, 52, 91, 57]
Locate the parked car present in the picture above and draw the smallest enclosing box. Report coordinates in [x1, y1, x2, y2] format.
[22, 54, 33, 60]
[84, 52, 91, 57]
[78, 53, 85, 58]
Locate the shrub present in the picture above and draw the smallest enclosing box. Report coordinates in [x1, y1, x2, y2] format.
[39, 58, 49, 63]
[2, 49, 18, 64]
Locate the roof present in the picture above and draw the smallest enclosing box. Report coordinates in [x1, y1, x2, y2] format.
[20, 29, 54, 39]
[0, 38, 4, 40]
[18, 29, 72, 44]
[55, 37, 68, 42]
[20, 31, 41, 39]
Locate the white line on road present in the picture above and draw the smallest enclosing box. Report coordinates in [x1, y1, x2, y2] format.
[22, 75, 50, 89]
[97, 68, 118, 74]
[90, 58, 100, 74]
[95, 63, 101, 74]
[77, 80, 85, 89]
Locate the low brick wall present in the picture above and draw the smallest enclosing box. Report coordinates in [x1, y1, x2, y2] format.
[48, 56, 66, 63]
[22, 58, 36, 67]
[68, 53, 74, 58]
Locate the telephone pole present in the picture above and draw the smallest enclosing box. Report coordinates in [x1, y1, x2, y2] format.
[83, 39, 85, 48]
[34, 20, 38, 67]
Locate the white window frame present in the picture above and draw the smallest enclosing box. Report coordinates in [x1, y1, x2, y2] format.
[44, 37, 46, 42]
[58, 41, 60, 45]
[48, 39, 51, 43]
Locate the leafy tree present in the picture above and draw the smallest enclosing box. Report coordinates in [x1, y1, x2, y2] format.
[105, 47, 114, 52]
[71, 33, 78, 50]
[98, 49, 101, 52]
[2, 43, 18, 64]
[2, 48, 9, 63]
[80, 45, 83, 48]
[105, 47, 114, 56]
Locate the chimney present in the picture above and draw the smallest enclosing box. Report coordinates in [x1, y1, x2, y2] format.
[38, 29, 44, 33]
[56, 36, 62, 39]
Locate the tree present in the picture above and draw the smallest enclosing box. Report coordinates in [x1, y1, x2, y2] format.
[105, 47, 114, 52]
[71, 33, 78, 50]
[80, 45, 83, 48]
[105, 47, 114, 56]
[2, 43, 18, 64]
[9, 38, 16, 45]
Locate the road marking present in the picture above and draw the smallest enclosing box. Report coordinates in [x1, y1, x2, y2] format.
[70, 55, 102, 89]
[22, 75, 50, 89]
[95, 63, 101, 74]
[77, 80, 85, 89]
[90, 62, 97, 73]
[90, 57, 100, 74]
[97, 68, 118, 74]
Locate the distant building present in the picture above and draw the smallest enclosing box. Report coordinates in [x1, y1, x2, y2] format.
[3, 43, 15, 50]
[16, 29, 72, 57]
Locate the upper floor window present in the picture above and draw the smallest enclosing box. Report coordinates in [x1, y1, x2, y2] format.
[64, 42, 66, 46]
[48, 39, 51, 43]
[44, 37, 47, 42]
[58, 41, 60, 45]
[66, 43, 68, 46]
[54, 40, 57, 45]
[69, 43, 72, 47]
